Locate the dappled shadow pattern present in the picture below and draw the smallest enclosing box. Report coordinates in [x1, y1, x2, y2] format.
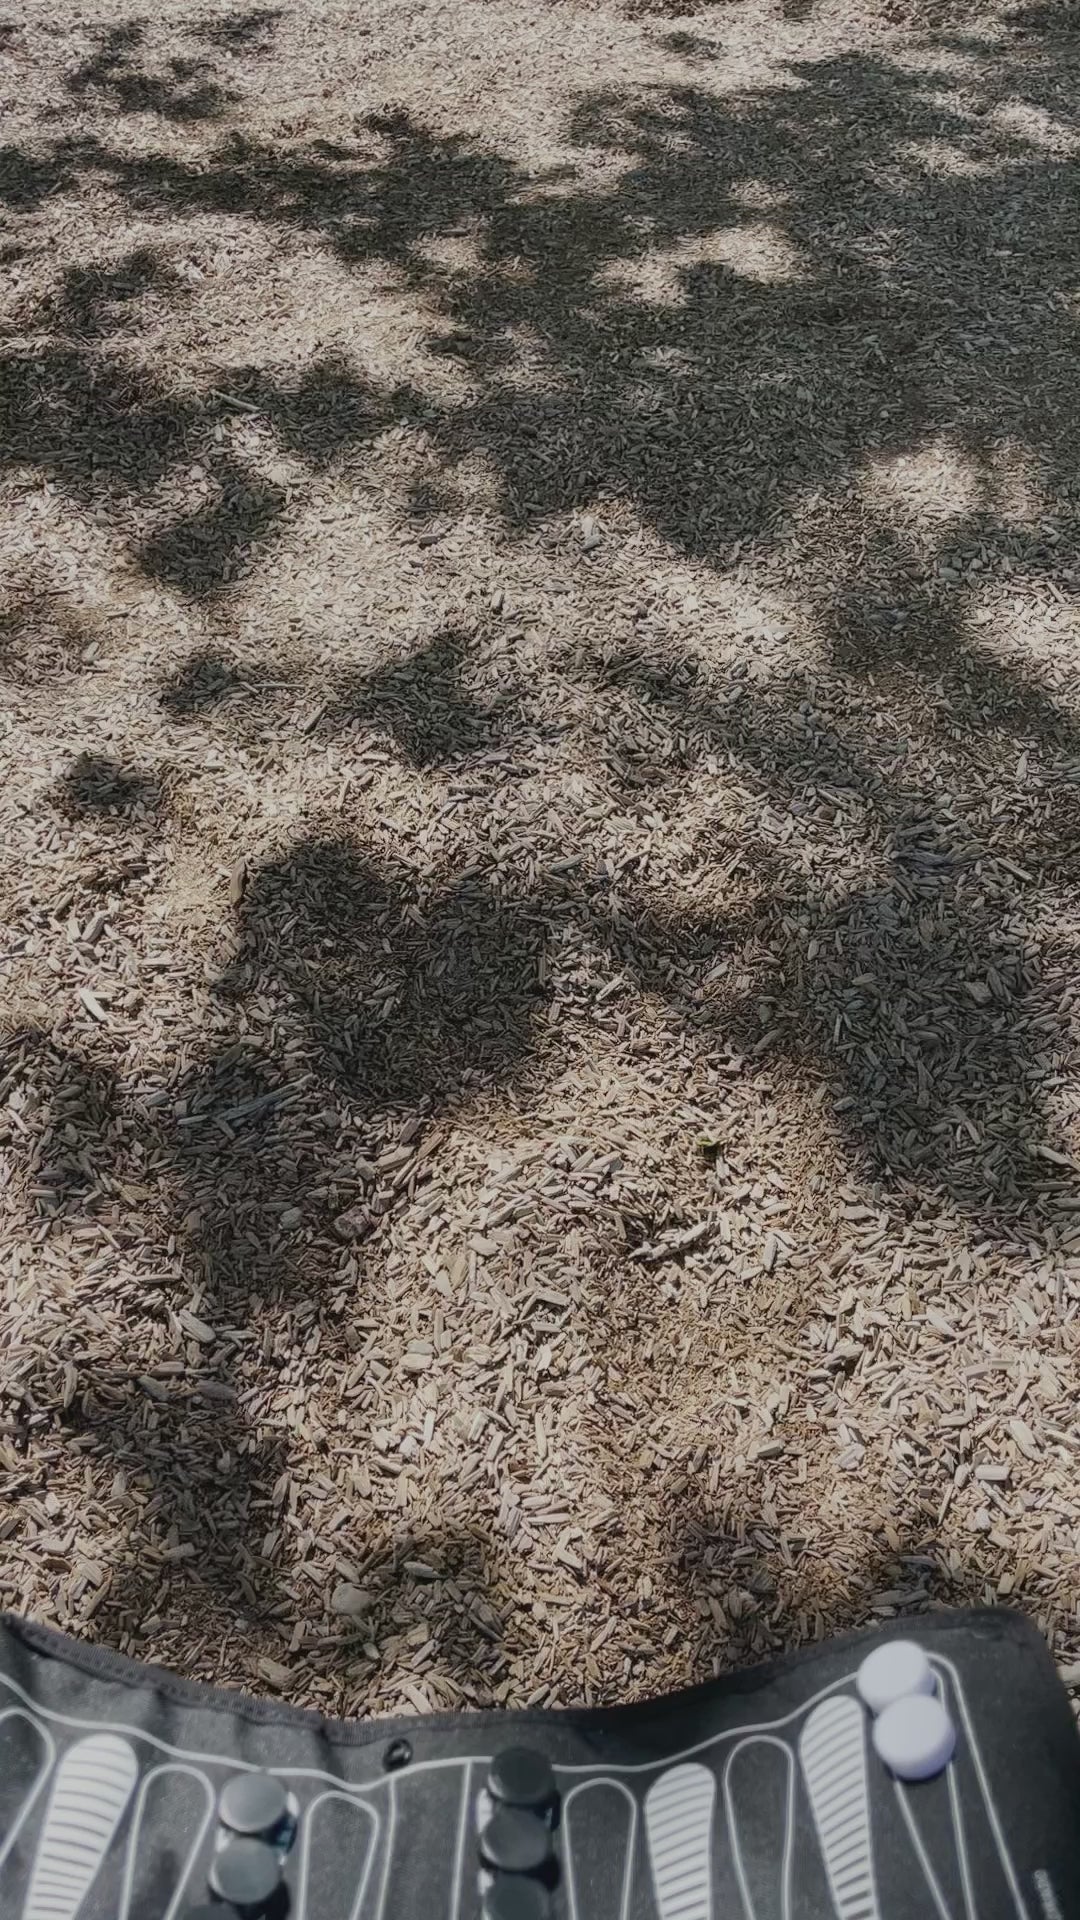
[1008, 0, 1080, 34]
[139, 465, 286, 594]
[4, 22, 1080, 1247]
[3, 39, 1079, 600]
[0, 1032, 290, 1626]
[41, 246, 181, 339]
[667, 1494, 1021, 1670]
[653, 29, 724, 59]
[0, 340, 199, 496]
[144, 544, 1080, 1236]
[211, 354, 393, 466]
[219, 837, 549, 1112]
[0, 262, 395, 589]
[157, 628, 527, 765]
[0, 142, 76, 209]
[52, 754, 161, 822]
[622, 864, 1061, 1226]
[194, 7, 281, 50]
[0, 592, 99, 685]
[324, 629, 523, 768]
[7, 0, 1080, 1696]
[0, 814, 550, 1639]
[159, 647, 266, 719]
[9, 814, 551, 1282]
[66, 23, 236, 122]
[572, 613, 1080, 1225]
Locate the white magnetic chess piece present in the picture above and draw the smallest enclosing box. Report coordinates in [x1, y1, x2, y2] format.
[872, 1693, 956, 1782]
[856, 1640, 935, 1717]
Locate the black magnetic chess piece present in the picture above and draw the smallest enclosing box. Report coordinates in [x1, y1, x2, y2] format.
[482, 1878, 551, 1920]
[219, 1772, 295, 1847]
[479, 1745, 560, 1901]
[208, 1835, 286, 1916]
[486, 1747, 558, 1820]
[479, 1807, 555, 1878]
[186, 1906, 288, 1920]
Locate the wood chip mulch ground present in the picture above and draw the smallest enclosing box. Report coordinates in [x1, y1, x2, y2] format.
[2, 0, 1079, 1717]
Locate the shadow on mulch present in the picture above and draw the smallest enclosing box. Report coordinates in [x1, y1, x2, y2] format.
[148, 553, 1080, 1238]
[573, 592, 1080, 1225]
[6, 5, 1080, 1658]
[5, 32, 1079, 594]
[652, 29, 725, 59]
[321, 631, 521, 769]
[279, 1522, 509, 1705]
[0, 141, 75, 209]
[41, 245, 182, 339]
[216, 836, 550, 1112]
[157, 626, 531, 767]
[66, 22, 237, 124]
[158, 647, 265, 719]
[4, 729, 1071, 1645]
[0, 591, 103, 686]
[0, 1032, 290, 1633]
[52, 753, 162, 822]
[670, 1492, 1012, 1677]
[2, 1001, 526, 1679]
[0, 821, 549, 1631]
[61, 8, 281, 124]
[138, 464, 287, 595]
[193, 8, 281, 51]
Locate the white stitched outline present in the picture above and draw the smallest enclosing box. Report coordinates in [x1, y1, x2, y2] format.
[889, 1666, 974, 1920]
[0, 1641, 1032, 1919]
[938, 1667, 980, 1920]
[643, 1763, 716, 1920]
[117, 1763, 214, 1920]
[946, 1752, 976, 1920]
[894, 1782, 954, 1920]
[374, 1774, 396, 1920]
[932, 1654, 1030, 1920]
[22, 1729, 137, 1920]
[723, 1735, 796, 1920]
[799, 1697, 880, 1920]
[0, 1666, 856, 1785]
[448, 1760, 472, 1920]
[563, 1777, 638, 1920]
[296, 1790, 379, 1920]
[0, 1709, 55, 1877]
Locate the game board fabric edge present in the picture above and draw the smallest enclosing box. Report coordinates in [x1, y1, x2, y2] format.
[1, 1605, 1072, 1746]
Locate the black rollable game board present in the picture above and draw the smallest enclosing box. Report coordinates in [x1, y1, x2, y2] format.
[0, 1606, 1077, 1920]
